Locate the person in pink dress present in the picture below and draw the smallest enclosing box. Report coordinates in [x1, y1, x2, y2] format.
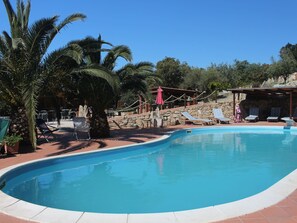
[235, 103, 242, 123]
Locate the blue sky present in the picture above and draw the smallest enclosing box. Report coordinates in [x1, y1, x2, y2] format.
[1, 0, 297, 68]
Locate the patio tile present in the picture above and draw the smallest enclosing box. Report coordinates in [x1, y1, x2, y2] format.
[174, 207, 226, 223]
[260, 206, 291, 218]
[239, 211, 265, 219]
[217, 217, 242, 223]
[77, 212, 128, 223]
[0, 191, 19, 209]
[288, 191, 297, 202]
[0, 212, 37, 223]
[276, 198, 297, 207]
[280, 206, 297, 217]
[128, 212, 177, 223]
[264, 216, 297, 223]
[32, 207, 82, 223]
[240, 218, 270, 223]
[3, 200, 46, 220]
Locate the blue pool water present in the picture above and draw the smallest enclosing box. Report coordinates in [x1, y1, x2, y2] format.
[1, 126, 297, 213]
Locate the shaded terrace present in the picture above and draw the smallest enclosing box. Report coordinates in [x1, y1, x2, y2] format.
[228, 87, 297, 119]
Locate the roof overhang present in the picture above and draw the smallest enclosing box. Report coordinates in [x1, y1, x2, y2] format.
[228, 87, 297, 97]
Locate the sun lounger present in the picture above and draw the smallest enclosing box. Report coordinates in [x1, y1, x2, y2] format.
[212, 108, 230, 124]
[0, 118, 10, 154]
[281, 107, 297, 122]
[36, 118, 59, 142]
[181, 112, 213, 125]
[267, 107, 281, 122]
[245, 107, 259, 122]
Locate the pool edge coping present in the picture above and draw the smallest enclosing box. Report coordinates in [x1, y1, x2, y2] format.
[0, 125, 297, 223]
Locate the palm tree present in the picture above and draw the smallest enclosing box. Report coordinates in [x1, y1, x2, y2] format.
[116, 62, 161, 107]
[0, 0, 85, 149]
[70, 35, 132, 138]
[117, 62, 157, 94]
[70, 35, 163, 137]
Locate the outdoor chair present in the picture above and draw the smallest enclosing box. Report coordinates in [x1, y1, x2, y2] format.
[281, 107, 297, 122]
[61, 109, 71, 120]
[267, 107, 281, 122]
[36, 118, 59, 142]
[37, 110, 48, 122]
[73, 117, 91, 140]
[0, 118, 11, 154]
[212, 108, 230, 124]
[181, 111, 213, 125]
[245, 107, 259, 122]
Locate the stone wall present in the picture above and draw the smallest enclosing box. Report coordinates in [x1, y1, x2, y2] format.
[109, 101, 234, 129]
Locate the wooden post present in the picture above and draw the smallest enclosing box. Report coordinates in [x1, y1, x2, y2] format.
[290, 92, 293, 118]
[233, 93, 236, 116]
[139, 95, 142, 114]
[186, 96, 191, 106]
[145, 100, 149, 112]
[184, 95, 187, 108]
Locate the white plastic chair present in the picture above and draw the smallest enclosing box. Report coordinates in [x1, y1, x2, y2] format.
[73, 117, 91, 140]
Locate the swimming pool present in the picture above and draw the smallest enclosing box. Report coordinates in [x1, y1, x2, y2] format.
[1, 126, 297, 222]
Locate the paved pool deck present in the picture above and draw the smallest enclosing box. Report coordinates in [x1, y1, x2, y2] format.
[1, 121, 297, 223]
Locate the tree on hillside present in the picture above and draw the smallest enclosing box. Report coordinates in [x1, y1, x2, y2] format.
[179, 68, 205, 91]
[280, 45, 297, 82]
[156, 57, 187, 88]
[229, 60, 268, 87]
[203, 66, 230, 101]
[268, 45, 297, 83]
[0, 0, 85, 149]
[281, 43, 297, 61]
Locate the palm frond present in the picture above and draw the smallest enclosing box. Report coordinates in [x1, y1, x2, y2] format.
[42, 13, 86, 54]
[50, 13, 86, 41]
[0, 70, 20, 106]
[21, 81, 39, 149]
[72, 64, 120, 94]
[26, 17, 58, 57]
[103, 45, 132, 70]
[20, 0, 31, 30]
[17, 0, 30, 30]
[1, 31, 12, 50]
[60, 43, 83, 64]
[3, 0, 17, 30]
[112, 45, 132, 62]
[44, 43, 83, 66]
[134, 62, 155, 71]
[70, 36, 112, 64]
[0, 35, 9, 56]
[97, 34, 113, 47]
[56, 13, 86, 29]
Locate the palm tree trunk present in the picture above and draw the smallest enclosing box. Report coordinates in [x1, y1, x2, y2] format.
[9, 107, 31, 147]
[89, 108, 110, 138]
